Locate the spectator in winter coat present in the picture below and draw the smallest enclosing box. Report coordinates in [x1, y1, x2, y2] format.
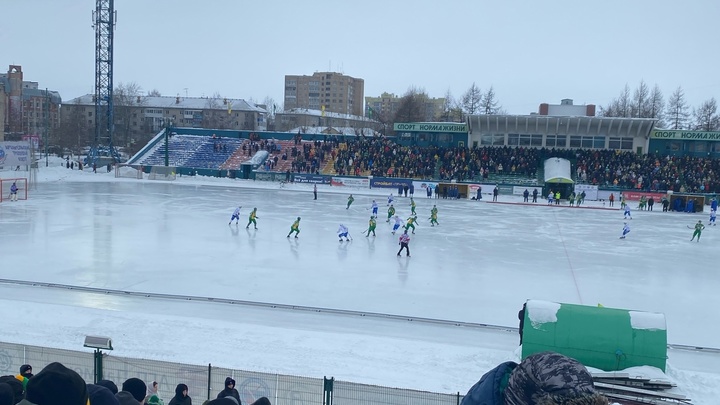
[168, 384, 191, 405]
[216, 378, 241, 403]
[460, 351, 608, 405]
[117, 378, 146, 405]
[0, 382, 15, 405]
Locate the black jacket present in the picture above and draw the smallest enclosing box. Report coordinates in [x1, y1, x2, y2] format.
[168, 384, 192, 405]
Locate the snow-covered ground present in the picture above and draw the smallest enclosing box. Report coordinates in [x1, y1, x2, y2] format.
[1, 157, 719, 404]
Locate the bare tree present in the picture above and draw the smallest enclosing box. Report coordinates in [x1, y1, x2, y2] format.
[632, 80, 650, 118]
[480, 86, 501, 115]
[55, 100, 92, 153]
[648, 84, 665, 127]
[204, 92, 235, 130]
[693, 98, 720, 131]
[439, 89, 462, 122]
[666, 86, 690, 130]
[461, 83, 482, 115]
[392, 87, 429, 127]
[113, 82, 147, 148]
[147, 89, 161, 97]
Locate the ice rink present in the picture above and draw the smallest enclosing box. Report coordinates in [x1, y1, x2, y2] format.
[1, 168, 719, 401]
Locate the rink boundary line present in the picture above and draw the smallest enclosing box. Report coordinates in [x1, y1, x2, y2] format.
[3, 278, 719, 355]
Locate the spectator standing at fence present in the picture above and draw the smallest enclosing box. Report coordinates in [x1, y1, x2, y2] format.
[532, 188, 538, 203]
[609, 193, 614, 207]
[648, 196, 655, 211]
[426, 185, 432, 198]
[216, 378, 241, 403]
[523, 189, 529, 203]
[168, 384, 191, 405]
[403, 184, 409, 197]
[313, 184, 317, 200]
[434, 184, 440, 199]
[493, 185, 499, 202]
[409, 183, 414, 197]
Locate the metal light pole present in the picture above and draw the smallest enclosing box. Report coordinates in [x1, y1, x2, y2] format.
[45, 88, 50, 167]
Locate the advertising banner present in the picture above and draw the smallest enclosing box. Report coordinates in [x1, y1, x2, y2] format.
[618, 190, 666, 201]
[331, 177, 369, 188]
[369, 177, 412, 189]
[0, 142, 32, 168]
[574, 184, 599, 201]
[512, 186, 542, 196]
[293, 174, 331, 184]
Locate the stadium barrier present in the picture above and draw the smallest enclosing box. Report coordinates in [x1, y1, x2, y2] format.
[0, 340, 462, 405]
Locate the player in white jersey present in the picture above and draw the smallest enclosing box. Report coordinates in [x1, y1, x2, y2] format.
[387, 193, 394, 206]
[370, 200, 379, 217]
[710, 209, 716, 226]
[391, 215, 403, 234]
[623, 205, 632, 219]
[229, 206, 242, 225]
[337, 224, 350, 242]
[620, 222, 630, 239]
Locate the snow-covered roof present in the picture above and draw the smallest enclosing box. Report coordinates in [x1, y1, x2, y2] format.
[64, 94, 266, 113]
[281, 107, 378, 122]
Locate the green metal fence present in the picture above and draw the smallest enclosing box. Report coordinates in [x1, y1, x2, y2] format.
[0, 341, 461, 405]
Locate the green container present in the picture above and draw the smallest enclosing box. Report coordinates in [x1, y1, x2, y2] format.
[521, 300, 667, 372]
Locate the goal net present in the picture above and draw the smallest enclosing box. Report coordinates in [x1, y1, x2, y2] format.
[0, 178, 28, 202]
[115, 164, 144, 179]
[148, 165, 177, 181]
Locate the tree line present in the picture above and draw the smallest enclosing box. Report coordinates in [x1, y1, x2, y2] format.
[599, 80, 719, 131]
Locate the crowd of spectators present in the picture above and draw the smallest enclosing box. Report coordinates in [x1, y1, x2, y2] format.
[242, 132, 720, 194]
[0, 363, 271, 405]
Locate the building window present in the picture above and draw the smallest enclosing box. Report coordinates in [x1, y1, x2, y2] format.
[570, 135, 605, 149]
[480, 133, 505, 146]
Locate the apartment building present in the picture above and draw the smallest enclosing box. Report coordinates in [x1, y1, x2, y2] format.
[0, 65, 62, 141]
[62, 95, 267, 147]
[284, 72, 364, 116]
[365, 92, 446, 122]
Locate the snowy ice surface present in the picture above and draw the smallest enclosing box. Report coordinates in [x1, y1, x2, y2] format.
[526, 299, 561, 326]
[0, 157, 719, 404]
[629, 311, 667, 331]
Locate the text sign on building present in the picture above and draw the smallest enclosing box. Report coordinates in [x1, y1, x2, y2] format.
[393, 122, 468, 133]
[651, 130, 720, 141]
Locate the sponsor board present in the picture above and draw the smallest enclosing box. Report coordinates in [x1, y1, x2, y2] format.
[574, 184, 599, 201]
[293, 174, 331, 184]
[370, 177, 412, 189]
[0, 142, 32, 167]
[617, 190, 666, 201]
[512, 186, 541, 196]
[331, 177, 369, 187]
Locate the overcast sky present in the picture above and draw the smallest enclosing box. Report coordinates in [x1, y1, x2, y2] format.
[2, 0, 719, 114]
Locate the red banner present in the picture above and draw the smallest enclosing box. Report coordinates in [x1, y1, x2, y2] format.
[621, 191, 666, 201]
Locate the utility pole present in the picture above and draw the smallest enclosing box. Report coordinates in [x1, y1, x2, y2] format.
[44, 88, 49, 167]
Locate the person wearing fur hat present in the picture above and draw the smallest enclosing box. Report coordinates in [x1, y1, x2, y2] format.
[168, 384, 191, 405]
[16, 362, 88, 405]
[216, 378, 240, 403]
[117, 378, 147, 405]
[460, 351, 608, 405]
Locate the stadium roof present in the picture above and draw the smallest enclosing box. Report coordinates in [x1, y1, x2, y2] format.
[467, 114, 657, 138]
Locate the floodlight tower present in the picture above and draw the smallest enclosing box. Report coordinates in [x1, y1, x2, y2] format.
[90, 0, 120, 165]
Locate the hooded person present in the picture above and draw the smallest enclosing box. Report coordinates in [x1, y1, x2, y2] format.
[145, 381, 163, 405]
[97, 379, 119, 395]
[460, 352, 608, 405]
[116, 378, 147, 405]
[168, 384, 191, 405]
[87, 384, 120, 405]
[0, 383, 15, 405]
[0, 377, 22, 404]
[216, 378, 240, 403]
[16, 362, 88, 405]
